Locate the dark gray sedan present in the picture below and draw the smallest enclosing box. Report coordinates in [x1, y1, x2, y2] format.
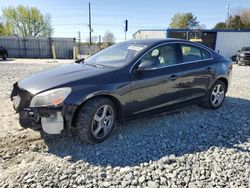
[11, 39, 233, 143]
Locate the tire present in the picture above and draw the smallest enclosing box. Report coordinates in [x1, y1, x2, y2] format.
[76, 97, 116, 143]
[238, 61, 245, 66]
[201, 80, 226, 110]
[3, 53, 7, 60]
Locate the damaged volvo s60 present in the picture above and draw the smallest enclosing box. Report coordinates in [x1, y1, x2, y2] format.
[11, 39, 233, 143]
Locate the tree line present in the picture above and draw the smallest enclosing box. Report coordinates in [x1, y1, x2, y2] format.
[214, 9, 250, 29]
[170, 9, 250, 30]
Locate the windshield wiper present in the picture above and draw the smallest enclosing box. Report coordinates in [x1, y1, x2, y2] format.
[85, 63, 104, 68]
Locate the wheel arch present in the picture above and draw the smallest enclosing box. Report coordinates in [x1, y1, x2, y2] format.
[217, 77, 228, 92]
[209, 76, 228, 92]
[71, 94, 123, 128]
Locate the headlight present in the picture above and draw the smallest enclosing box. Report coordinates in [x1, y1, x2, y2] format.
[240, 53, 245, 57]
[30, 87, 71, 107]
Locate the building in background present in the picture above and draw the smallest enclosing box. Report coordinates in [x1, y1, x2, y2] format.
[133, 29, 250, 59]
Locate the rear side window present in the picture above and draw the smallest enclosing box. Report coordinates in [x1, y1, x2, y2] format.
[180, 44, 212, 63]
[202, 49, 212, 59]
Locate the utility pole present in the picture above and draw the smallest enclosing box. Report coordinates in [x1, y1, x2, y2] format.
[98, 35, 101, 50]
[227, 0, 231, 28]
[78, 31, 81, 52]
[227, 1, 230, 21]
[88, 2, 92, 45]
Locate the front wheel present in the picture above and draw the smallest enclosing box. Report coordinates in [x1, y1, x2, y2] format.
[76, 97, 116, 143]
[202, 80, 226, 110]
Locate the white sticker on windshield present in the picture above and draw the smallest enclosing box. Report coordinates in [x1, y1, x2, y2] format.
[127, 46, 144, 51]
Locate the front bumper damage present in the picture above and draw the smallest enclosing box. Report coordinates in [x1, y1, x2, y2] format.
[11, 83, 78, 135]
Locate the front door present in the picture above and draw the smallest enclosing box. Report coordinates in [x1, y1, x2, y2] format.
[129, 43, 183, 115]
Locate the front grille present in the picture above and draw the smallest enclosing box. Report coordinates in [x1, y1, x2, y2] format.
[245, 53, 250, 60]
[11, 83, 32, 112]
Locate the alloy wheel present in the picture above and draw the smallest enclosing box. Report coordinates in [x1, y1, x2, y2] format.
[211, 84, 225, 107]
[91, 105, 114, 139]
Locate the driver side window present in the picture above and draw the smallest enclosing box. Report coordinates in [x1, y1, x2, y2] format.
[139, 44, 177, 68]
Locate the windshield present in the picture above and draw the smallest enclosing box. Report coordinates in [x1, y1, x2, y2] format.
[84, 42, 148, 67]
[242, 47, 250, 51]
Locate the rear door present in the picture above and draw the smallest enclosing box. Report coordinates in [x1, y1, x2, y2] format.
[174, 43, 216, 101]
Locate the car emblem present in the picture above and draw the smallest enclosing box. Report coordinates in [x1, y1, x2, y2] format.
[12, 95, 21, 110]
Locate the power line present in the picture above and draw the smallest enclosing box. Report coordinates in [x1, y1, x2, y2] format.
[50, 12, 225, 17]
[43, 6, 226, 15]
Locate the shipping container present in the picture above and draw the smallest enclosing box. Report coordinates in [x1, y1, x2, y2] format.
[215, 31, 250, 58]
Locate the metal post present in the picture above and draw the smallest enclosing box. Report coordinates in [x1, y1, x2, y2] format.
[48, 37, 53, 58]
[17, 36, 21, 58]
[23, 37, 27, 58]
[124, 20, 128, 41]
[78, 31, 81, 55]
[38, 39, 41, 58]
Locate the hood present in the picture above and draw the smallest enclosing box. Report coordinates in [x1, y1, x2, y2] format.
[18, 63, 112, 94]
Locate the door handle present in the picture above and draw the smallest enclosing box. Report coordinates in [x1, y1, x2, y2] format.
[169, 74, 181, 81]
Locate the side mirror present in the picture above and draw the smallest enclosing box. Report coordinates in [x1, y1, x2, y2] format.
[136, 60, 155, 72]
[75, 58, 85, 64]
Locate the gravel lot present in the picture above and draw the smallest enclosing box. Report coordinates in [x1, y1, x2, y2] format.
[0, 60, 249, 188]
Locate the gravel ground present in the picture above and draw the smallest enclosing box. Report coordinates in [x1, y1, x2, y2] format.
[0, 61, 249, 188]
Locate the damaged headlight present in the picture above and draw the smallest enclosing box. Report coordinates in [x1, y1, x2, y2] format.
[30, 87, 71, 107]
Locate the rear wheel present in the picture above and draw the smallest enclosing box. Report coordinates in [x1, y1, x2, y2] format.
[76, 97, 116, 143]
[202, 80, 226, 110]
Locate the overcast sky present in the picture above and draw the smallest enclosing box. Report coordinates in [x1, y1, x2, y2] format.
[1, 0, 250, 42]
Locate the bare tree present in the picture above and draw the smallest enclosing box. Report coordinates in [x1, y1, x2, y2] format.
[239, 9, 250, 27]
[102, 31, 115, 44]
